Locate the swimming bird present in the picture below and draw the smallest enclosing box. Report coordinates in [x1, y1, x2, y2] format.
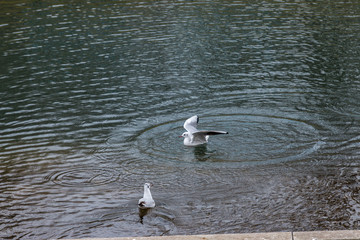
[138, 183, 155, 209]
[180, 115, 228, 146]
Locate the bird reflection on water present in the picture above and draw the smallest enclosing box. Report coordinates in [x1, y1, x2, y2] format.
[138, 208, 152, 224]
[193, 144, 210, 162]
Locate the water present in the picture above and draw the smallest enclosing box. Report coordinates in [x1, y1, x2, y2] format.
[1, 0, 360, 239]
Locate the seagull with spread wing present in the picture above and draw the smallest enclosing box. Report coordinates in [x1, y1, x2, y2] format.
[180, 115, 228, 146]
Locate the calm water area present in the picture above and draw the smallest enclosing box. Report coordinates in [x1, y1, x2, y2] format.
[1, 0, 360, 239]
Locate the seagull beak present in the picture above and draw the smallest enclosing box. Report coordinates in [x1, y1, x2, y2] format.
[179, 135, 183, 138]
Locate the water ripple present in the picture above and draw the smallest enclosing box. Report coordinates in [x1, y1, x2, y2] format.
[133, 113, 324, 167]
[45, 167, 120, 187]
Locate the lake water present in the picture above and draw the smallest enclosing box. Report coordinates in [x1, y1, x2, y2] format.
[1, 0, 360, 239]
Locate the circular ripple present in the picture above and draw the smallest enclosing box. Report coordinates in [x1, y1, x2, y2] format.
[134, 113, 325, 167]
[46, 168, 120, 187]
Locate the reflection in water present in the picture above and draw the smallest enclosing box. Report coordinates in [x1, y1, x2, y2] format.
[193, 145, 209, 162]
[139, 208, 153, 224]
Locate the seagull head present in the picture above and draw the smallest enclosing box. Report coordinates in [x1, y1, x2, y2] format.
[144, 183, 153, 189]
[180, 132, 190, 138]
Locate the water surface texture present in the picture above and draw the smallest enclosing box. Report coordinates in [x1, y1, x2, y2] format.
[1, 1, 360, 239]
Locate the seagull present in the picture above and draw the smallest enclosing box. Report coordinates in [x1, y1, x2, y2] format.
[138, 183, 155, 209]
[180, 115, 228, 146]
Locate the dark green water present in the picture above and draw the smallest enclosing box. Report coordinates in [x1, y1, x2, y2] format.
[1, 0, 360, 239]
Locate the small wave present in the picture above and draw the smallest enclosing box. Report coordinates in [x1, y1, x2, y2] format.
[45, 167, 120, 187]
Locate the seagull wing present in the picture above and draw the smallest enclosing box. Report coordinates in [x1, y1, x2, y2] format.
[183, 115, 199, 134]
[198, 130, 228, 135]
[192, 131, 228, 142]
[189, 131, 227, 144]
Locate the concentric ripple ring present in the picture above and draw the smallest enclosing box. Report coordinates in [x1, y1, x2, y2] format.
[46, 168, 120, 187]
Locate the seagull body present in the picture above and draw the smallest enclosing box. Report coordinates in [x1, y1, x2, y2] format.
[180, 115, 228, 146]
[138, 183, 155, 209]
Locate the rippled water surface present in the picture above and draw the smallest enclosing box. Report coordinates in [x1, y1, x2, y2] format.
[1, 0, 360, 239]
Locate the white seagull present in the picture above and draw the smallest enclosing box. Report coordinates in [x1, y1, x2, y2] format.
[180, 115, 228, 146]
[138, 183, 155, 209]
